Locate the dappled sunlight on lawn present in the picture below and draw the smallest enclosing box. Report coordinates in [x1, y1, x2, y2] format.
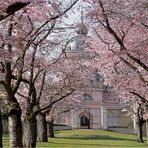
[44, 129, 147, 148]
[3, 130, 147, 148]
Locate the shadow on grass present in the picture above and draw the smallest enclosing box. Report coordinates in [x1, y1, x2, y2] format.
[56, 134, 136, 141]
[48, 141, 146, 148]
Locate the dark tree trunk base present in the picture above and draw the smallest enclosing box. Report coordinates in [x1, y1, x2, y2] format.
[48, 121, 54, 138]
[137, 122, 144, 143]
[23, 116, 37, 148]
[8, 108, 23, 148]
[37, 113, 48, 142]
[0, 110, 3, 148]
[146, 120, 148, 144]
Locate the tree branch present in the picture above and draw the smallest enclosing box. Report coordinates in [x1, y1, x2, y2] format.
[33, 89, 75, 117]
[0, 2, 30, 22]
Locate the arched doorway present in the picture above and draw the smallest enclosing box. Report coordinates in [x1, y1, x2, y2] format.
[80, 116, 90, 127]
[79, 111, 92, 129]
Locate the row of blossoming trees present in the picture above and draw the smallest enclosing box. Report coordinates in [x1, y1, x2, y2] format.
[0, 0, 148, 147]
[0, 0, 89, 147]
[85, 0, 148, 143]
[0, 1, 98, 147]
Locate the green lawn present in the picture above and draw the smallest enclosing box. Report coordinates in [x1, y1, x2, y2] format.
[3, 129, 148, 148]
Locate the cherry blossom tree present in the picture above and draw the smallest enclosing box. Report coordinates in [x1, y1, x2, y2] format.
[34, 47, 93, 141]
[23, 34, 95, 141]
[17, 52, 86, 144]
[84, 0, 148, 143]
[0, 0, 78, 147]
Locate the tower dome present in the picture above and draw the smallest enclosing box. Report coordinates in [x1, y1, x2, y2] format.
[76, 23, 88, 35]
[66, 9, 88, 53]
[76, 9, 88, 35]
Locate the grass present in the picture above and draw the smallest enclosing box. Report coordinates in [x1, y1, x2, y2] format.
[3, 129, 148, 148]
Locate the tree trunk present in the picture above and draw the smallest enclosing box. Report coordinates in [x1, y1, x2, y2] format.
[37, 113, 47, 142]
[146, 119, 148, 144]
[0, 110, 3, 148]
[23, 116, 37, 148]
[137, 120, 144, 143]
[8, 108, 23, 148]
[48, 121, 54, 138]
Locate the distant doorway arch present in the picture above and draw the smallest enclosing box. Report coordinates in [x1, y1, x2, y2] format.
[79, 111, 93, 129]
[80, 116, 89, 127]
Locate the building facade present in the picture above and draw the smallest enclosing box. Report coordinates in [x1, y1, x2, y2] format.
[54, 13, 124, 129]
[56, 74, 123, 129]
